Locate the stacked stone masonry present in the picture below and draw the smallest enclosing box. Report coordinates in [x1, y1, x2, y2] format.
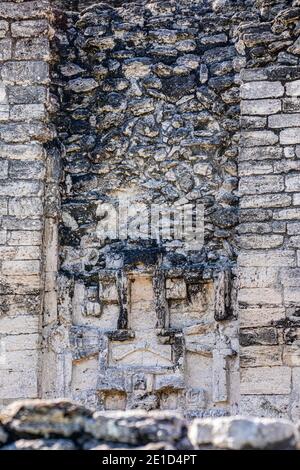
[1, 0, 300, 420]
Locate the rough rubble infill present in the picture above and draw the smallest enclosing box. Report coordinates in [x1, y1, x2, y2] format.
[0, 400, 299, 450]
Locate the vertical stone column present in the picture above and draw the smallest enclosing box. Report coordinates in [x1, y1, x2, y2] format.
[239, 69, 300, 418]
[0, 1, 51, 405]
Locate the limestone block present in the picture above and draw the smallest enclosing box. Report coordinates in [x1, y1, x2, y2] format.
[283, 346, 300, 366]
[0, 39, 11, 61]
[14, 38, 49, 61]
[123, 60, 151, 79]
[0, 180, 43, 197]
[0, 369, 38, 399]
[110, 338, 173, 367]
[240, 69, 268, 82]
[7, 230, 41, 246]
[186, 352, 212, 395]
[269, 113, 300, 128]
[99, 280, 118, 303]
[240, 115, 267, 129]
[10, 104, 45, 121]
[0, 143, 44, 160]
[241, 346, 282, 368]
[7, 85, 47, 105]
[286, 80, 300, 96]
[0, 105, 9, 121]
[284, 287, 300, 304]
[240, 395, 290, 419]
[0, 350, 38, 372]
[239, 251, 295, 267]
[241, 99, 281, 115]
[240, 131, 278, 147]
[239, 146, 282, 161]
[66, 78, 98, 93]
[4, 334, 39, 352]
[8, 198, 43, 219]
[293, 195, 300, 205]
[239, 235, 283, 250]
[9, 160, 45, 180]
[241, 194, 291, 209]
[0, 311, 39, 341]
[0, 159, 8, 178]
[283, 97, 300, 113]
[239, 161, 273, 176]
[71, 357, 98, 393]
[0, 1, 50, 20]
[274, 209, 300, 220]
[240, 81, 284, 99]
[238, 287, 282, 306]
[280, 128, 300, 144]
[288, 237, 300, 248]
[0, 84, 7, 104]
[239, 175, 284, 195]
[2, 260, 40, 276]
[104, 392, 126, 411]
[0, 122, 52, 143]
[240, 327, 278, 346]
[240, 367, 291, 395]
[286, 174, 300, 192]
[166, 278, 187, 300]
[11, 20, 49, 38]
[239, 267, 279, 288]
[0, 20, 8, 38]
[1, 61, 49, 85]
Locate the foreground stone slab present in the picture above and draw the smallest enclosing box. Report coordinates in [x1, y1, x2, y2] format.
[1, 399, 92, 438]
[85, 410, 189, 446]
[189, 416, 298, 450]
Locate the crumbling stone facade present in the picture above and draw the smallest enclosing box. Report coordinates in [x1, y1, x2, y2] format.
[1, 0, 300, 420]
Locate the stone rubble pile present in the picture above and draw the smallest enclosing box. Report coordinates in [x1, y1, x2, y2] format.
[0, 399, 298, 450]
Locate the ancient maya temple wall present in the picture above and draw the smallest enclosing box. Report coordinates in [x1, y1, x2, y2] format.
[1, 0, 300, 419]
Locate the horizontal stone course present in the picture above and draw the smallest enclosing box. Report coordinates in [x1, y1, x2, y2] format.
[286, 80, 300, 96]
[240, 194, 291, 209]
[240, 81, 284, 100]
[241, 99, 281, 116]
[241, 367, 291, 395]
[239, 146, 282, 161]
[280, 128, 300, 144]
[0, 1, 50, 20]
[240, 130, 278, 147]
[269, 114, 300, 128]
[239, 175, 284, 195]
[2, 260, 40, 276]
[11, 20, 49, 38]
[0, 61, 49, 85]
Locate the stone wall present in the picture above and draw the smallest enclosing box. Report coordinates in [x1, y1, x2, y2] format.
[0, 399, 299, 450]
[238, 0, 300, 419]
[48, 0, 245, 417]
[1, 0, 300, 421]
[0, 1, 52, 405]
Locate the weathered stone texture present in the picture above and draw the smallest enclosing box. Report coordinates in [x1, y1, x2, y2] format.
[238, 0, 300, 417]
[45, 0, 244, 417]
[0, 0, 51, 406]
